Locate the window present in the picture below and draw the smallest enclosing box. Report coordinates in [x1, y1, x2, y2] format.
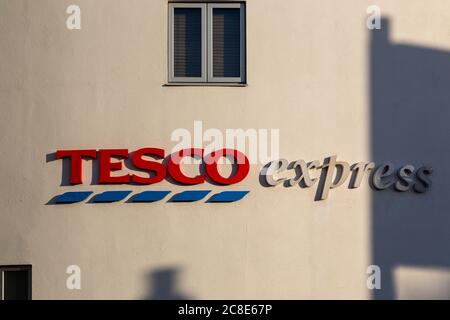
[0, 266, 32, 300]
[169, 2, 246, 84]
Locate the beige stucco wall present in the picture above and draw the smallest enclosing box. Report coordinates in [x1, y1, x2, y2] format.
[0, 0, 449, 299]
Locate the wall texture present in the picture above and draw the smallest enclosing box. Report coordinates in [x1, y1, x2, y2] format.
[0, 0, 449, 299]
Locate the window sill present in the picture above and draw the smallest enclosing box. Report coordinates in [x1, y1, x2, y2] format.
[163, 83, 248, 87]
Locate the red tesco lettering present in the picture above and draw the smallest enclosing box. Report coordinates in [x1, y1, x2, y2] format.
[55, 148, 249, 186]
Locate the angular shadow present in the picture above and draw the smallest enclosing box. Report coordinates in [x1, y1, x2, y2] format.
[370, 18, 450, 299]
[46, 152, 72, 186]
[143, 267, 191, 300]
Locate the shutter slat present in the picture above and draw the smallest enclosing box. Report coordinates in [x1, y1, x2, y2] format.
[174, 8, 202, 78]
[212, 8, 241, 78]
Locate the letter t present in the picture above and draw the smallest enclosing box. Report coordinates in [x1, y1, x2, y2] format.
[56, 150, 97, 184]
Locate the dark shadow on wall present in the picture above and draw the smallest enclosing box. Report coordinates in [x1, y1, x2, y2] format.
[371, 18, 450, 299]
[143, 267, 191, 300]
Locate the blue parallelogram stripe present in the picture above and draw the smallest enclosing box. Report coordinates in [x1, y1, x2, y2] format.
[130, 191, 171, 202]
[207, 191, 250, 203]
[91, 191, 132, 203]
[170, 190, 211, 202]
[55, 191, 93, 204]
[54, 190, 248, 204]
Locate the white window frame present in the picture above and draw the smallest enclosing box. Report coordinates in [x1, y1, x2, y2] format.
[0, 269, 3, 300]
[168, 3, 207, 83]
[207, 3, 246, 83]
[168, 2, 246, 84]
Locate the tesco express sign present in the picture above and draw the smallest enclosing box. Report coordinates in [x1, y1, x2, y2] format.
[52, 147, 432, 204]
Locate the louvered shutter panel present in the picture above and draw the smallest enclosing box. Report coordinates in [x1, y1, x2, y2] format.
[212, 8, 241, 78]
[173, 8, 202, 78]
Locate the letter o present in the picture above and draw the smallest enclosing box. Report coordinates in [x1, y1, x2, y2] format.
[205, 149, 249, 185]
[167, 148, 205, 185]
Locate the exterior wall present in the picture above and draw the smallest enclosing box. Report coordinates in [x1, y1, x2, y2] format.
[0, 0, 449, 299]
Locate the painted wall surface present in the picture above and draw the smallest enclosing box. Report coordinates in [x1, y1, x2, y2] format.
[0, 0, 449, 299]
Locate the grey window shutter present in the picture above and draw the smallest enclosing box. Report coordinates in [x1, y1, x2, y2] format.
[173, 8, 202, 77]
[212, 8, 241, 78]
